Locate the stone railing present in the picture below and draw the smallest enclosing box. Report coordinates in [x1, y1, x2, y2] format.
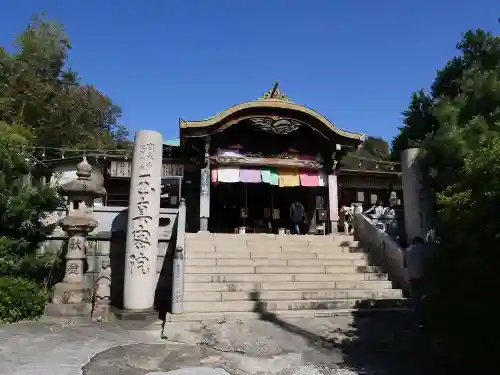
[353, 213, 408, 291]
[39, 204, 183, 314]
[171, 198, 186, 314]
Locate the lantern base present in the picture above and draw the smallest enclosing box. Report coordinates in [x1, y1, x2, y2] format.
[45, 282, 92, 318]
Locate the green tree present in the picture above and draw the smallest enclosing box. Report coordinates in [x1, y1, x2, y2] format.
[391, 29, 500, 162]
[0, 121, 61, 322]
[393, 28, 500, 370]
[424, 139, 500, 370]
[359, 136, 390, 160]
[0, 122, 61, 277]
[0, 14, 129, 150]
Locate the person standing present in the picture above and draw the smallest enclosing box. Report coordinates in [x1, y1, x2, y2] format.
[364, 200, 384, 217]
[289, 201, 306, 235]
[339, 205, 353, 234]
[404, 236, 427, 325]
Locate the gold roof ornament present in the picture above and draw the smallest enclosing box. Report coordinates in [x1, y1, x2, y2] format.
[258, 82, 292, 102]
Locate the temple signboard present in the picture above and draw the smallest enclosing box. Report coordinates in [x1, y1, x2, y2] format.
[339, 176, 402, 190]
[109, 161, 184, 178]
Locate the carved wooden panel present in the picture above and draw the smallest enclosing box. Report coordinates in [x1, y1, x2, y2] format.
[211, 155, 323, 169]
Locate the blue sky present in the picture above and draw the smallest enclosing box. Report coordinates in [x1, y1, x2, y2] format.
[0, 1, 498, 143]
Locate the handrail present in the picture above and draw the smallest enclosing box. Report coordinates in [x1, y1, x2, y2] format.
[171, 198, 186, 314]
[353, 213, 408, 290]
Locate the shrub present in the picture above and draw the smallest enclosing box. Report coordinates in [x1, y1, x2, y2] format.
[0, 276, 49, 323]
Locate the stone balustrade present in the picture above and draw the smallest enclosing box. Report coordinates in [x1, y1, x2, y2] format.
[353, 213, 408, 291]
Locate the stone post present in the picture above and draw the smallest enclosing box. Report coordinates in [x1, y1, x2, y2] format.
[328, 173, 339, 234]
[199, 136, 210, 232]
[92, 241, 111, 322]
[123, 130, 163, 311]
[171, 198, 186, 314]
[45, 157, 106, 318]
[401, 148, 432, 244]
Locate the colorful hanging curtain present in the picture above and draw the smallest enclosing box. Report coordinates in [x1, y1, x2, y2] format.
[299, 155, 319, 186]
[261, 167, 279, 185]
[217, 149, 240, 183]
[278, 168, 300, 187]
[240, 168, 261, 183]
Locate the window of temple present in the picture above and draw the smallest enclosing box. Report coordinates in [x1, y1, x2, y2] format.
[357, 191, 365, 203]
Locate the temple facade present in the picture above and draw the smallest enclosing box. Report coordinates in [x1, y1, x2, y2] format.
[44, 84, 402, 235]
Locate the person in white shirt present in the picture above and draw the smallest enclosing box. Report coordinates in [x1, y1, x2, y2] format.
[364, 200, 384, 217]
[404, 236, 427, 324]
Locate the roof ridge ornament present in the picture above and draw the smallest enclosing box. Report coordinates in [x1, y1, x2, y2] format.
[258, 82, 292, 102]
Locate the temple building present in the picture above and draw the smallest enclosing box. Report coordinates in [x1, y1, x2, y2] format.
[43, 83, 402, 235]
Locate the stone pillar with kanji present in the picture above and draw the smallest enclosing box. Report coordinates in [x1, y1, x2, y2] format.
[45, 156, 106, 318]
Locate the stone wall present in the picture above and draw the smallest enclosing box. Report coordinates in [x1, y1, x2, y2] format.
[40, 205, 179, 311]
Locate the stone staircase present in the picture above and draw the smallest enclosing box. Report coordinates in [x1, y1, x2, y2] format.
[170, 233, 406, 322]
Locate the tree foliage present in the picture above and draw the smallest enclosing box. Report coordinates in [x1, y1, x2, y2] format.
[358, 136, 390, 160]
[342, 136, 391, 170]
[0, 122, 61, 277]
[0, 14, 129, 150]
[393, 28, 500, 369]
[391, 29, 500, 163]
[424, 139, 500, 369]
[0, 15, 131, 322]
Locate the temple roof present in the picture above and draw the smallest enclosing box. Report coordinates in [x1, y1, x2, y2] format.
[257, 82, 292, 102]
[179, 83, 365, 144]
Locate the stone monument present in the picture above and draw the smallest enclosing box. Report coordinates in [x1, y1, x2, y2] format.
[123, 130, 163, 313]
[45, 156, 106, 317]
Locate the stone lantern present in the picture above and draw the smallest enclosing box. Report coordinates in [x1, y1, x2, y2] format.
[45, 156, 106, 318]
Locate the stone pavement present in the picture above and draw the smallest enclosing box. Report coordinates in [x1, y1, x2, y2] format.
[0, 312, 439, 375]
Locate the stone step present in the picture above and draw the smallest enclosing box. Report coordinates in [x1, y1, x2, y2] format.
[186, 251, 368, 260]
[186, 243, 362, 252]
[184, 265, 382, 274]
[183, 289, 402, 302]
[184, 273, 389, 283]
[184, 280, 394, 292]
[166, 307, 411, 323]
[186, 246, 364, 256]
[202, 233, 354, 241]
[185, 258, 371, 267]
[183, 297, 407, 313]
[185, 235, 358, 248]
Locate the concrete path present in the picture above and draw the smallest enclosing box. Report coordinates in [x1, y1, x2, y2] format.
[0, 312, 437, 375]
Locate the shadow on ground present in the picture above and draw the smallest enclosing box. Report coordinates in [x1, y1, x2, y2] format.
[249, 291, 451, 375]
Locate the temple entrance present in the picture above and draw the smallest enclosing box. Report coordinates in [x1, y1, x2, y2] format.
[209, 182, 328, 234]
